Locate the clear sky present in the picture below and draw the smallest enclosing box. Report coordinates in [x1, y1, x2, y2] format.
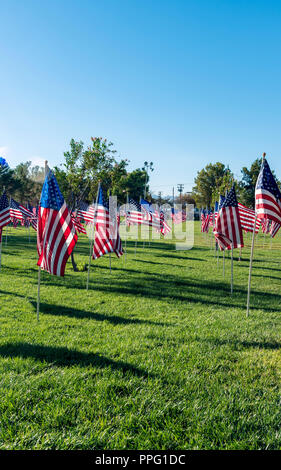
[1, 0, 281, 196]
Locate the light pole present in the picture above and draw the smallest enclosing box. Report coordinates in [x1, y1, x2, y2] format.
[177, 184, 184, 203]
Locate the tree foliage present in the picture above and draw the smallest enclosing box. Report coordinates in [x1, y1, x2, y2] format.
[192, 162, 234, 208]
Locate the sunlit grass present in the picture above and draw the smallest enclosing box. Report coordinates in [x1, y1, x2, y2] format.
[0, 223, 280, 449]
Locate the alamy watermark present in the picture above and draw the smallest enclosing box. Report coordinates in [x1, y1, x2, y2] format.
[85, 197, 194, 250]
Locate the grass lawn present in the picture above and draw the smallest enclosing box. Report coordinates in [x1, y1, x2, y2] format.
[0, 222, 280, 450]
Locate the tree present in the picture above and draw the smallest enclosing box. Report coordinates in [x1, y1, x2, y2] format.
[175, 193, 196, 206]
[113, 168, 148, 202]
[12, 162, 44, 203]
[142, 161, 154, 198]
[238, 158, 262, 208]
[238, 158, 281, 208]
[192, 162, 234, 208]
[54, 137, 131, 271]
[0, 160, 17, 195]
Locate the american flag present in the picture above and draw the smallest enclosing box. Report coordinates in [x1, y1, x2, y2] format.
[255, 158, 281, 224]
[127, 199, 159, 229]
[126, 199, 144, 225]
[93, 186, 123, 259]
[10, 198, 25, 220]
[219, 195, 225, 210]
[0, 192, 11, 230]
[140, 198, 163, 230]
[76, 201, 95, 223]
[171, 207, 186, 224]
[214, 185, 244, 250]
[238, 203, 260, 233]
[19, 203, 34, 218]
[37, 169, 78, 276]
[71, 214, 87, 235]
[159, 209, 171, 235]
[200, 209, 205, 232]
[270, 220, 281, 238]
[213, 201, 219, 226]
[12, 217, 19, 227]
[201, 210, 211, 233]
[260, 218, 270, 234]
[29, 205, 38, 231]
[209, 212, 215, 227]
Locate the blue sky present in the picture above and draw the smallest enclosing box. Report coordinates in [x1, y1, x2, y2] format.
[1, 0, 281, 196]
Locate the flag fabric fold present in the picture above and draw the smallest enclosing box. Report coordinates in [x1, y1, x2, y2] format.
[255, 158, 281, 223]
[37, 169, 77, 276]
[0, 192, 11, 230]
[92, 186, 123, 259]
[214, 186, 244, 250]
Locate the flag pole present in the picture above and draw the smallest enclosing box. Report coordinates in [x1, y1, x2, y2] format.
[108, 189, 112, 274]
[86, 182, 100, 290]
[223, 249, 225, 278]
[246, 152, 266, 317]
[0, 233, 2, 272]
[230, 243, 234, 294]
[37, 265, 41, 322]
[6, 197, 11, 246]
[246, 214, 257, 317]
[125, 191, 128, 265]
[37, 160, 48, 320]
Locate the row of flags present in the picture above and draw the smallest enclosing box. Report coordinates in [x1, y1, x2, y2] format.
[0, 169, 184, 277]
[201, 157, 281, 250]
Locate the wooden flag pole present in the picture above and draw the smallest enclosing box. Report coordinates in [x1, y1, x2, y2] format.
[86, 182, 100, 290]
[37, 160, 48, 320]
[223, 249, 225, 278]
[0, 235, 2, 272]
[86, 222, 94, 291]
[37, 265, 41, 322]
[246, 214, 257, 317]
[125, 191, 129, 265]
[230, 243, 234, 294]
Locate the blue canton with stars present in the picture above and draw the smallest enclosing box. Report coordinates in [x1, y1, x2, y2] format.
[97, 186, 109, 208]
[141, 198, 154, 214]
[10, 198, 21, 210]
[129, 199, 142, 212]
[0, 192, 9, 211]
[256, 158, 281, 201]
[40, 171, 65, 210]
[219, 195, 225, 209]
[221, 186, 238, 208]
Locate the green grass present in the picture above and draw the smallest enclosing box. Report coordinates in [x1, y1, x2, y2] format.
[0, 223, 280, 450]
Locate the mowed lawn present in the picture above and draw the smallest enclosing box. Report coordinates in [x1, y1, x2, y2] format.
[0, 222, 280, 450]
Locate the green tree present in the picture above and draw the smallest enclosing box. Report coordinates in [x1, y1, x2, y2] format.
[113, 168, 148, 203]
[0, 164, 17, 196]
[192, 162, 234, 208]
[12, 162, 44, 204]
[238, 158, 263, 208]
[54, 137, 129, 271]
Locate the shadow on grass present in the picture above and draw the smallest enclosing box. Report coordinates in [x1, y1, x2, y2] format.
[198, 337, 281, 350]
[27, 273, 281, 313]
[30, 301, 169, 327]
[0, 342, 151, 377]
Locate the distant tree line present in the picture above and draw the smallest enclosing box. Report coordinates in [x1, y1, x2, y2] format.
[191, 158, 280, 209]
[0, 137, 152, 206]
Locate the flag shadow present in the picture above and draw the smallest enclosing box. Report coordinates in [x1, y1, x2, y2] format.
[197, 337, 280, 351]
[0, 342, 151, 377]
[29, 301, 169, 327]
